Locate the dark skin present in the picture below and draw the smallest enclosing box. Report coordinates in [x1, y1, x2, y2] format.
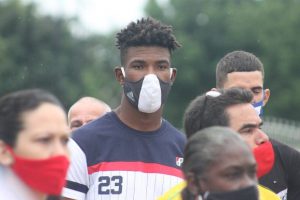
[62, 46, 176, 200]
[114, 46, 176, 132]
[186, 143, 257, 196]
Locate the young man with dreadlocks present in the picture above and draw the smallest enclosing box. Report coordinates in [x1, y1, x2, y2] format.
[62, 17, 186, 200]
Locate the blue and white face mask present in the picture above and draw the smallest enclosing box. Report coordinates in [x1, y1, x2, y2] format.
[252, 90, 264, 116]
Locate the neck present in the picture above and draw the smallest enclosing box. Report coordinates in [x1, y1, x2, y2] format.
[115, 96, 163, 132]
[32, 189, 47, 200]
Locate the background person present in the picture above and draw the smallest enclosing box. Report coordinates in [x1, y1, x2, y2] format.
[163, 126, 259, 200]
[160, 88, 279, 200]
[62, 17, 186, 200]
[0, 89, 70, 200]
[184, 89, 272, 176]
[68, 96, 111, 131]
[216, 50, 300, 200]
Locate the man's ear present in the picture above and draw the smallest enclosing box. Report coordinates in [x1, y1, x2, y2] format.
[263, 88, 270, 106]
[114, 66, 125, 85]
[0, 140, 13, 166]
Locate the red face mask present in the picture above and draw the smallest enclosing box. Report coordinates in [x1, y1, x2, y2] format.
[8, 147, 70, 195]
[253, 141, 275, 178]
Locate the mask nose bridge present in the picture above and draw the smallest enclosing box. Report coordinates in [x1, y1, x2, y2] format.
[169, 68, 173, 79]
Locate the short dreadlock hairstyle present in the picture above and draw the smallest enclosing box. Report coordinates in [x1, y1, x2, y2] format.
[116, 17, 181, 65]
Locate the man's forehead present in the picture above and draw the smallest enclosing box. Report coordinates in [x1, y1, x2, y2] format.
[224, 71, 263, 89]
[227, 103, 261, 125]
[122, 46, 171, 68]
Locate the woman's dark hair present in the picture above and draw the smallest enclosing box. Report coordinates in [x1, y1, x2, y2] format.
[0, 89, 64, 147]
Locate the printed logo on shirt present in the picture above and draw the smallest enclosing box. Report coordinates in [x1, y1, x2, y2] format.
[176, 157, 184, 167]
[126, 91, 135, 102]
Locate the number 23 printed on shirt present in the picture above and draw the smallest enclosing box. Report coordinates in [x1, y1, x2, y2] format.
[98, 176, 123, 195]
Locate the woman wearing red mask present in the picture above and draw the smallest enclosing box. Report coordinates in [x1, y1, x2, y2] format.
[0, 89, 70, 200]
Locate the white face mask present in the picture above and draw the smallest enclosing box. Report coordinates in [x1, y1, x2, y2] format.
[121, 67, 173, 113]
[138, 74, 162, 113]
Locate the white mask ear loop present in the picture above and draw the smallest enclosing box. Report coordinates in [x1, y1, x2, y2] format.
[121, 67, 126, 78]
[169, 68, 173, 79]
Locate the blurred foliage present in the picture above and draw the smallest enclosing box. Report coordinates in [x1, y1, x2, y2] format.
[1, 0, 300, 128]
[145, 0, 300, 127]
[0, 0, 121, 110]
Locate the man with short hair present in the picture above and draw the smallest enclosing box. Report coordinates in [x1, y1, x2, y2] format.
[184, 88, 269, 149]
[215, 50, 300, 200]
[216, 50, 269, 116]
[62, 17, 186, 200]
[160, 88, 279, 200]
[68, 96, 111, 131]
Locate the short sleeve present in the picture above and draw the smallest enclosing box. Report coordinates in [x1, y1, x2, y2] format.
[62, 138, 89, 200]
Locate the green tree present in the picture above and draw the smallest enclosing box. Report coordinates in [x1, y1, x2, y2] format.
[145, 0, 300, 127]
[0, 0, 120, 110]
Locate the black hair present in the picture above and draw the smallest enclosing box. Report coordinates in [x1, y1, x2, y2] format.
[116, 17, 181, 65]
[216, 50, 264, 88]
[0, 89, 63, 147]
[184, 88, 253, 138]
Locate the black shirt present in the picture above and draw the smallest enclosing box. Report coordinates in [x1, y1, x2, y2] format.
[259, 139, 300, 200]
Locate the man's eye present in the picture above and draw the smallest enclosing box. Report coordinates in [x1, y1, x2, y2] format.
[157, 64, 168, 70]
[132, 65, 143, 69]
[71, 121, 82, 129]
[252, 89, 262, 95]
[239, 128, 253, 135]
